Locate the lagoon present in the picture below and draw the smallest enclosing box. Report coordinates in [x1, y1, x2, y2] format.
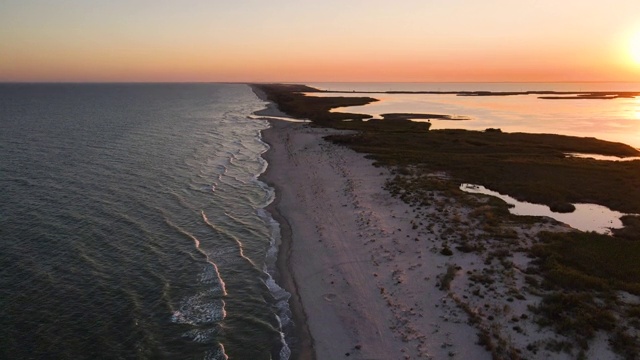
[460, 183, 629, 235]
[306, 82, 640, 149]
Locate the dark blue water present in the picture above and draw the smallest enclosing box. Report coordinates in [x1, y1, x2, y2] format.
[0, 83, 290, 359]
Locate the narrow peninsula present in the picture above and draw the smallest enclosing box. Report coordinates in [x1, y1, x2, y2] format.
[254, 83, 640, 360]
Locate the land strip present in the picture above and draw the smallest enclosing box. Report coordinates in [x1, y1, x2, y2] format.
[254, 84, 640, 360]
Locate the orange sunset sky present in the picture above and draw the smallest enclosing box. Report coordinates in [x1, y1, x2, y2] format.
[2, 0, 640, 83]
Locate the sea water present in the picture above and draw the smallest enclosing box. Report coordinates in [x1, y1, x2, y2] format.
[0, 83, 290, 359]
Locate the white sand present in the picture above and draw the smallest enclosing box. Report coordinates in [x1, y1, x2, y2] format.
[262, 120, 492, 359]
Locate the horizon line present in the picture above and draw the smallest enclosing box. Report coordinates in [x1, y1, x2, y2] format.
[2, 80, 640, 84]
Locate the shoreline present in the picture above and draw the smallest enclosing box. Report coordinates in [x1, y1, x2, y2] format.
[254, 85, 315, 360]
[260, 128, 316, 360]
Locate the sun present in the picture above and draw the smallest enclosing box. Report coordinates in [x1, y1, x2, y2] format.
[631, 32, 640, 65]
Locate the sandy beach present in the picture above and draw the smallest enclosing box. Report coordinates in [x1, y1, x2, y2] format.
[260, 118, 481, 359]
[255, 87, 627, 360]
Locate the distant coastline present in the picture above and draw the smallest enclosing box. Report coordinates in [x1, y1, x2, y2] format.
[307, 87, 640, 100]
[292, 83, 640, 149]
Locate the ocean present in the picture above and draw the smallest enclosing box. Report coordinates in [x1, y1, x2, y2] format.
[0, 83, 290, 360]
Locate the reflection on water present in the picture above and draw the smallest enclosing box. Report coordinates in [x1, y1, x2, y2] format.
[565, 153, 640, 161]
[248, 114, 310, 123]
[460, 184, 630, 235]
[304, 82, 640, 148]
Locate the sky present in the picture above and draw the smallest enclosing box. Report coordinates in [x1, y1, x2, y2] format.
[2, 0, 640, 82]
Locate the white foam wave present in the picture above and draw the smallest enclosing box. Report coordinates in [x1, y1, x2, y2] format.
[256, 205, 293, 360]
[164, 217, 227, 296]
[204, 343, 229, 360]
[248, 114, 309, 123]
[200, 264, 226, 295]
[172, 295, 226, 325]
[278, 331, 292, 360]
[265, 274, 292, 326]
[254, 179, 276, 207]
[201, 210, 257, 268]
[258, 209, 280, 270]
[182, 327, 219, 343]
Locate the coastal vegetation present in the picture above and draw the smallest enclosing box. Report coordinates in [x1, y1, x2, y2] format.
[256, 84, 640, 213]
[254, 83, 640, 359]
[528, 231, 640, 358]
[254, 84, 376, 122]
[330, 128, 640, 213]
